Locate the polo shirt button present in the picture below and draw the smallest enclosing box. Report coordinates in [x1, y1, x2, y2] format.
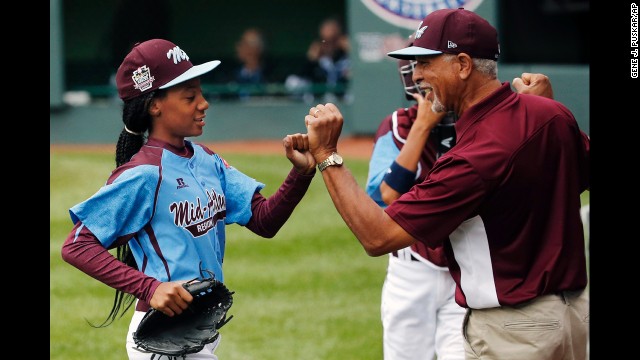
[201, 181, 205, 186]
[190, 164, 194, 169]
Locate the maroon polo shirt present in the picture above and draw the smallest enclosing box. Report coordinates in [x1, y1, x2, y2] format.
[386, 82, 590, 308]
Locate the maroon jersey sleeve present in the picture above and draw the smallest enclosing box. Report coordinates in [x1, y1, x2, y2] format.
[245, 167, 315, 237]
[61, 222, 161, 306]
[386, 155, 486, 249]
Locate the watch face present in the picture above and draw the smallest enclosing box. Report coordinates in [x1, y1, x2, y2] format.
[333, 154, 343, 165]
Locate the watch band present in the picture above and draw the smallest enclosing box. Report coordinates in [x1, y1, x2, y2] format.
[317, 152, 343, 172]
[317, 157, 333, 172]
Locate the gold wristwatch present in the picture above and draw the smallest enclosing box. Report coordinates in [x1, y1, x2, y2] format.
[317, 152, 344, 172]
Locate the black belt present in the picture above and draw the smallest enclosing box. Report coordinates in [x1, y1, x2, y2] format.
[391, 251, 420, 261]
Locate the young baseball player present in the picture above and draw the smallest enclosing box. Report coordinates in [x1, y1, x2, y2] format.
[61, 38, 316, 360]
[366, 54, 555, 360]
[305, 8, 588, 360]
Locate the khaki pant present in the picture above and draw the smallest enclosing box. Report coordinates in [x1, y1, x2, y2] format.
[463, 289, 589, 360]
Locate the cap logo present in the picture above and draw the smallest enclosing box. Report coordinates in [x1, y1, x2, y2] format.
[166, 46, 189, 64]
[415, 22, 428, 39]
[447, 41, 457, 49]
[131, 65, 155, 92]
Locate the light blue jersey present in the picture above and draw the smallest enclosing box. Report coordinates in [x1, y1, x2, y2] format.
[69, 139, 264, 283]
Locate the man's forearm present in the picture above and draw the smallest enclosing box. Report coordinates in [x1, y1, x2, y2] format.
[320, 164, 412, 256]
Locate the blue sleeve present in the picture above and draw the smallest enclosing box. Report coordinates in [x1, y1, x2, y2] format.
[215, 154, 265, 226]
[69, 165, 159, 248]
[366, 132, 400, 207]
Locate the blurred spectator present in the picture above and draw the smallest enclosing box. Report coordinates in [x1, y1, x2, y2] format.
[286, 16, 350, 102]
[229, 28, 276, 100]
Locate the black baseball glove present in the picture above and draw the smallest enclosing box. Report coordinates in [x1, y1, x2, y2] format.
[133, 275, 234, 359]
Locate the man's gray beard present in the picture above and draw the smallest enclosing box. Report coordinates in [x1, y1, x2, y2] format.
[432, 96, 447, 113]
